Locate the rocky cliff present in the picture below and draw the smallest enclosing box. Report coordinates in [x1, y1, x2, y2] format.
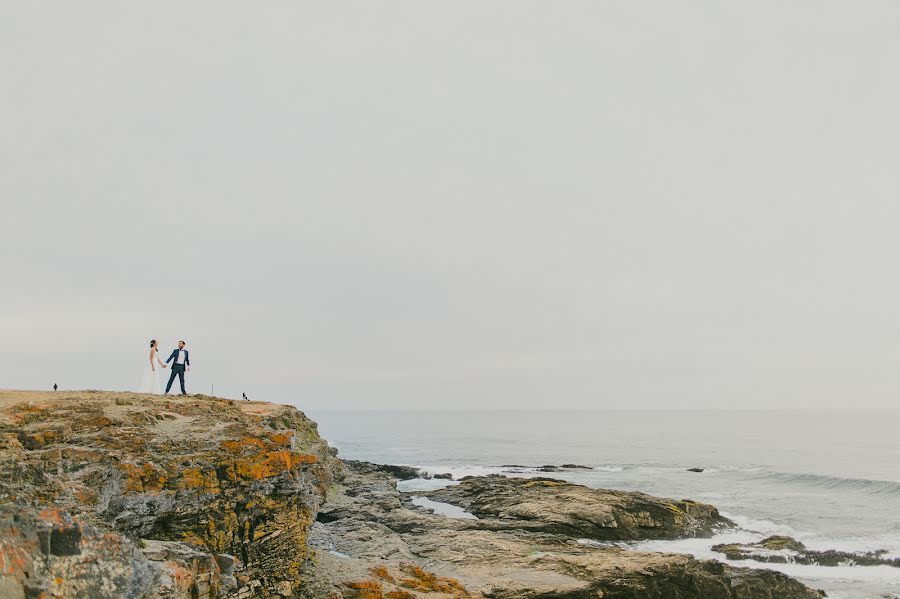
[0, 390, 340, 598]
[0, 391, 824, 598]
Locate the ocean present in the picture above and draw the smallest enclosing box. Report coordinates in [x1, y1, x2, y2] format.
[308, 409, 900, 599]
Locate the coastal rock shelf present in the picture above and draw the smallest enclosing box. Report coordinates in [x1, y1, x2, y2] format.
[0, 391, 824, 598]
[422, 475, 733, 541]
[305, 461, 824, 598]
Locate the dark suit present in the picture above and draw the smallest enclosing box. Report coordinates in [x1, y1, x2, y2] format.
[164, 349, 190, 394]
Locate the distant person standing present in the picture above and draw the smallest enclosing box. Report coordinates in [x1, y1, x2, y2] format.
[139, 339, 167, 394]
[53, 383, 57, 391]
[165, 341, 190, 395]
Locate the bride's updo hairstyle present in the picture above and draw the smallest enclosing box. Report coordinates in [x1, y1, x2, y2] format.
[150, 339, 157, 348]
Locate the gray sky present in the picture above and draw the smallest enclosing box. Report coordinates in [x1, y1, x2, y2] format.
[2, 1, 900, 410]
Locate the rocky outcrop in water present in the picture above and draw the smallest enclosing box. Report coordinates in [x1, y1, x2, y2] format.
[713, 535, 900, 568]
[423, 475, 732, 541]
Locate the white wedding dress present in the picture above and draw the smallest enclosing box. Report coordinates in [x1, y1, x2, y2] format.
[139, 349, 164, 394]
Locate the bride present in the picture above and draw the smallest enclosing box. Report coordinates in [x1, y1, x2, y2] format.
[139, 339, 167, 394]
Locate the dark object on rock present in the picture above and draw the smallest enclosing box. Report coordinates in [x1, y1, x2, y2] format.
[713, 535, 900, 568]
[687, 467, 705, 473]
[242, 392, 248, 400]
[344, 460, 422, 480]
[53, 383, 57, 391]
[433, 472, 453, 480]
[49, 525, 82, 556]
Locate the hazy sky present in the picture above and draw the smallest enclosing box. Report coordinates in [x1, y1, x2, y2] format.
[3, 2, 900, 410]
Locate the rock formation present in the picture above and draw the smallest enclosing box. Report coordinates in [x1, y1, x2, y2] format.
[0, 391, 825, 598]
[713, 535, 900, 568]
[0, 390, 339, 598]
[423, 475, 732, 541]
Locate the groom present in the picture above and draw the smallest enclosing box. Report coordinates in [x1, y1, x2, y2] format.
[164, 340, 190, 395]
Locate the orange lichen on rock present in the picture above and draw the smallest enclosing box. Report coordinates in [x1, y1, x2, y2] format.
[346, 579, 384, 599]
[37, 508, 65, 525]
[236, 450, 318, 480]
[397, 563, 470, 595]
[370, 565, 396, 583]
[268, 431, 294, 447]
[220, 436, 267, 453]
[178, 467, 219, 491]
[119, 462, 168, 493]
[60, 447, 102, 462]
[385, 591, 415, 599]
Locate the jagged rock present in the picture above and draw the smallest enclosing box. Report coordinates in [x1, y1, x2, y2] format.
[424, 475, 733, 541]
[0, 510, 159, 599]
[343, 461, 422, 481]
[432, 473, 453, 480]
[0, 390, 340, 598]
[687, 467, 705, 472]
[714, 534, 900, 567]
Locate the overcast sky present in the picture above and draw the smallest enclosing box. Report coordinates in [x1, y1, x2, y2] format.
[2, 2, 900, 410]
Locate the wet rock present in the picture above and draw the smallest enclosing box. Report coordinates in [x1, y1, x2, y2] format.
[687, 467, 705, 472]
[432, 473, 453, 480]
[713, 535, 900, 567]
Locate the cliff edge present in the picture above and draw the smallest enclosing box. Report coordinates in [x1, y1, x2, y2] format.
[0, 390, 340, 598]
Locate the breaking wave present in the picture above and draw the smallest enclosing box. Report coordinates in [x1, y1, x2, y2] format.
[750, 471, 900, 496]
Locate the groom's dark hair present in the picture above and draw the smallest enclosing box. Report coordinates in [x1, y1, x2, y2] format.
[179, 340, 186, 344]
